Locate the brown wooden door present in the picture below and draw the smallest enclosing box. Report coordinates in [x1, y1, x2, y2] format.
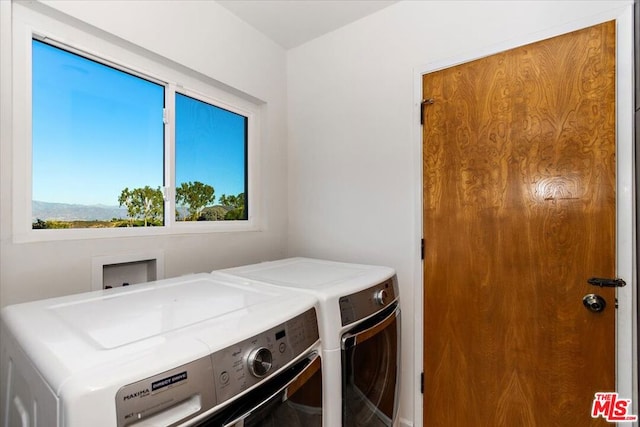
[422, 21, 616, 426]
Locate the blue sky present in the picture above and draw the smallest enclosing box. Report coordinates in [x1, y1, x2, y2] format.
[175, 93, 246, 201]
[32, 40, 246, 207]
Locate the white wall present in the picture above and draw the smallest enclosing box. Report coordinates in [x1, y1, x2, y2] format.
[286, 1, 633, 425]
[0, 0, 288, 305]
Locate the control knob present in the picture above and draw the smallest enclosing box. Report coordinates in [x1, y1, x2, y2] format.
[373, 289, 388, 306]
[247, 347, 273, 378]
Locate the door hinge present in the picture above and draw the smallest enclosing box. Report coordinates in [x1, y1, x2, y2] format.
[420, 372, 424, 394]
[421, 238, 424, 260]
[420, 98, 434, 125]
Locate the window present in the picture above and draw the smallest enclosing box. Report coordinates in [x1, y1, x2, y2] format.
[32, 40, 165, 229]
[175, 93, 247, 222]
[12, 2, 259, 241]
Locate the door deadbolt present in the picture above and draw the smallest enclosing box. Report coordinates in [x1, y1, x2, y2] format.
[583, 294, 606, 313]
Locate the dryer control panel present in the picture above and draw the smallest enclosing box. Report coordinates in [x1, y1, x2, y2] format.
[339, 277, 398, 326]
[115, 307, 319, 427]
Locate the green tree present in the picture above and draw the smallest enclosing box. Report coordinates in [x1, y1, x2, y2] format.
[200, 206, 229, 221]
[219, 192, 246, 220]
[32, 219, 71, 229]
[175, 181, 215, 221]
[32, 218, 48, 229]
[118, 186, 164, 226]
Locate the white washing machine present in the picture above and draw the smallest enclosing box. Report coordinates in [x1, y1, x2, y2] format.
[215, 258, 400, 427]
[1, 273, 323, 427]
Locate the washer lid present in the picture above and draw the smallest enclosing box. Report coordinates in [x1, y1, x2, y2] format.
[49, 275, 279, 349]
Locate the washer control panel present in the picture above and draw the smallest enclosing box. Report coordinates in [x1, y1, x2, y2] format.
[115, 307, 318, 426]
[211, 307, 319, 403]
[339, 277, 398, 326]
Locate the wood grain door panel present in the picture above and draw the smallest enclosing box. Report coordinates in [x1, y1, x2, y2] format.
[422, 21, 616, 426]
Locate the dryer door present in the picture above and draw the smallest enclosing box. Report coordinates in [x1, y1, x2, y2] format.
[342, 304, 400, 427]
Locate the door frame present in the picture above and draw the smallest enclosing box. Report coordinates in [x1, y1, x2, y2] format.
[411, 5, 636, 426]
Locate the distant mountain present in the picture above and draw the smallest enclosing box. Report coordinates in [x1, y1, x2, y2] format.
[32, 201, 128, 221]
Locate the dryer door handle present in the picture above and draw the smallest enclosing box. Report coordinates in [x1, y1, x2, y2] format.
[342, 305, 399, 349]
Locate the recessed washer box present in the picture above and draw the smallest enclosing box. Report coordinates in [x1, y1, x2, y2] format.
[91, 251, 164, 290]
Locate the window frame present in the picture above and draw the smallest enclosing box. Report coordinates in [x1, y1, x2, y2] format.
[12, 3, 262, 242]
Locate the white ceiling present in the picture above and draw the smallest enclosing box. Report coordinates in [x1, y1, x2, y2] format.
[216, 0, 399, 49]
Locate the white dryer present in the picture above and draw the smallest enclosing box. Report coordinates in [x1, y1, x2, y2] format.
[215, 258, 400, 427]
[1, 273, 323, 427]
